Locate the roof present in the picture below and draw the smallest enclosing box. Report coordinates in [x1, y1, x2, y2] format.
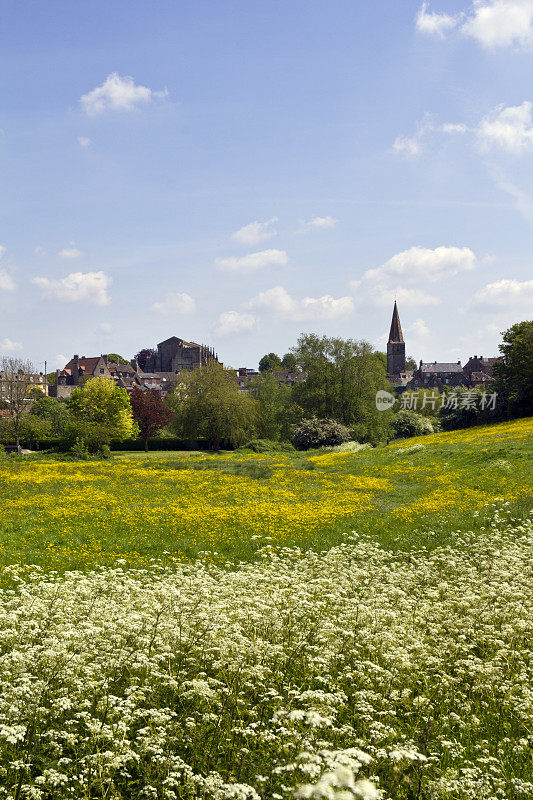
[420, 362, 463, 374]
[388, 301, 404, 343]
[63, 356, 103, 375]
[108, 362, 135, 374]
[471, 371, 495, 382]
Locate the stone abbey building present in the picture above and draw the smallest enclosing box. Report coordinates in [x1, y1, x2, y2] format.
[386, 302, 499, 391]
[144, 337, 218, 373]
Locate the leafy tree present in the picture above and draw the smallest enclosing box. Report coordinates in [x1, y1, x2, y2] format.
[258, 353, 282, 373]
[249, 372, 303, 441]
[107, 353, 130, 365]
[170, 363, 258, 450]
[134, 348, 158, 371]
[281, 353, 297, 371]
[130, 388, 172, 451]
[493, 320, 533, 418]
[291, 417, 351, 450]
[291, 335, 393, 443]
[30, 396, 71, 437]
[392, 410, 436, 438]
[0, 357, 35, 451]
[438, 386, 500, 430]
[68, 378, 136, 450]
[406, 355, 417, 371]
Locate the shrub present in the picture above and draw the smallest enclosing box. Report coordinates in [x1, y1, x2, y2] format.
[239, 439, 296, 454]
[70, 437, 90, 460]
[392, 410, 435, 438]
[291, 417, 352, 450]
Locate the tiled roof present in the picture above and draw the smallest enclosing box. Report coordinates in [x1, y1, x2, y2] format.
[420, 362, 463, 374]
[63, 356, 102, 374]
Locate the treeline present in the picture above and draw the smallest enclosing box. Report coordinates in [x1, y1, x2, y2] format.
[1, 320, 531, 453]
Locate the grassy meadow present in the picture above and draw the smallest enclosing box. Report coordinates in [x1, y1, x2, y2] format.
[0, 416, 531, 574]
[0, 417, 532, 799]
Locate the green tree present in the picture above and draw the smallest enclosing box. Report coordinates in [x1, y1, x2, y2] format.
[291, 334, 393, 443]
[107, 353, 130, 365]
[406, 355, 417, 371]
[68, 378, 136, 449]
[281, 352, 297, 371]
[249, 372, 302, 441]
[30, 395, 71, 438]
[258, 353, 282, 372]
[170, 363, 258, 450]
[493, 320, 533, 418]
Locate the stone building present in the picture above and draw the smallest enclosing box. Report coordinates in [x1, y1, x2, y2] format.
[144, 337, 218, 373]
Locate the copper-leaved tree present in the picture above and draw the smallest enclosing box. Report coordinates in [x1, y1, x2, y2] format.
[130, 388, 172, 451]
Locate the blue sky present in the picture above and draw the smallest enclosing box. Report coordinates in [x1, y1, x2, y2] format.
[1, 0, 533, 372]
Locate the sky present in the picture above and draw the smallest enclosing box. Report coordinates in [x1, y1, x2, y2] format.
[1, 0, 533, 372]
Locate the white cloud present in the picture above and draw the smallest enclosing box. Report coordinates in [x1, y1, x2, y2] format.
[393, 135, 424, 156]
[0, 270, 16, 292]
[150, 292, 196, 315]
[80, 73, 167, 115]
[245, 285, 354, 320]
[215, 249, 288, 274]
[213, 311, 257, 336]
[415, 2, 458, 37]
[58, 247, 82, 259]
[0, 338, 22, 353]
[416, 1, 533, 49]
[393, 117, 468, 157]
[231, 218, 278, 245]
[477, 102, 533, 153]
[407, 318, 431, 337]
[297, 215, 338, 233]
[77, 136, 92, 148]
[32, 271, 111, 306]
[54, 354, 67, 368]
[469, 278, 533, 310]
[463, 0, 533, 48]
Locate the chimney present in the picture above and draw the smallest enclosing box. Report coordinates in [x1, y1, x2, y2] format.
[103, 354, 108, 365]
[72, 354, 80, 385]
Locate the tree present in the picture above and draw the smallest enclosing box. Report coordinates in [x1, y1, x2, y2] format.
[134, 348, 158, 371]
[130, 388, 172, 451]
[68, 378, 136, 450]
[290, 335, 394, 443]
[30, 395, 71, 438]
[249, 371, 302, 441]
[107, 353, 130, 365]
[170, 363, 258, 450]
[0, 357, 35, 451]
[493, 320, 533, 419]
[281, 352, 297, 371]
[258, 353, 282, 373]
[406, 355, 417, 371]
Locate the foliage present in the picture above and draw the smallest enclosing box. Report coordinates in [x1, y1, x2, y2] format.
[392, 409, 436, 438]
[249, 371, 302, 440]
[291, 334, 394, 443]
[0, 505, 531, 798]
[493, 319, 533, 418]
[291, 417, 352, 450]
[68, 378, 136, 449]
[30, 395, 71, 437]
[238, 439, 296, 453]
[438, 386, 501, 430]
[281, 352, 297, 371]
[130, 388, 172, 450]
[170, 362, 258, 449]
[107, 353, 130, 365]
[405, 354, 417, 370]
[258, 352, 283, 372]
[134, 348, 158, 371]
[69, 436, 90, 460]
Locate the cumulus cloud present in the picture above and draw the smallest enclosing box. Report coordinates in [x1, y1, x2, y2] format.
[477, 102, 533, 153]
[407, 318, 431, 337]
[80, 73, 168, 115]
[415, 2, 458, 37]
[77, 136, 92, 148]
[0, 338, 22, 353]
[32, 271, 111, 306]
[416, 1, 533, 49]
[468, 278, 533, 310]
[245, 285, 354, 320]
[351, 246, 478, 308]
[0, 270, 16, 292]
[58, 247, 82, 259]
[297, 216, 338, 233]
[150, 292, 196, 315]
[213, 311, 257, 336]
[215, 249, 288, 274]
[231, 218, 278, 245]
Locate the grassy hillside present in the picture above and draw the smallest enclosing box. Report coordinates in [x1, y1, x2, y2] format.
[0, 417, 531, 574]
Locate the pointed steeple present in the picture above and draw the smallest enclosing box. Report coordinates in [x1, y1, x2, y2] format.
[388, 301, 404, 343]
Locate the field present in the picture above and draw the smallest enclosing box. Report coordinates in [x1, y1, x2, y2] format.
[0, 417, 531, 574]
[0, 417, 532, 799]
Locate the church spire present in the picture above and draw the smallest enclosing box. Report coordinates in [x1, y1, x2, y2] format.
[388, 300, 404, 343]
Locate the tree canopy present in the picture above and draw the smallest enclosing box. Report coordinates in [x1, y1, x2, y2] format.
[493, 320, 533, 418]
[68, 378, 136, 447]
[130, 388, 171, 450]
[258, 353, 282, 372]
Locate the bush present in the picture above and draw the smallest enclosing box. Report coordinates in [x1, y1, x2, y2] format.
[70, 437, 90, 460]
[239, 439, 296, 454]
[99, 444, 112, 459]
[392, 410, 436, 438]
[291, 417, 352, 450]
